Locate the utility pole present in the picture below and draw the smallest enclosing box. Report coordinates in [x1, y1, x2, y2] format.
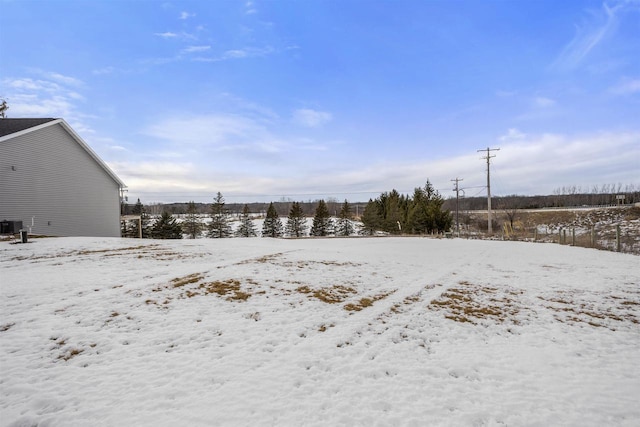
[477, 147, 500, 234]
[451, 177, 463, 237]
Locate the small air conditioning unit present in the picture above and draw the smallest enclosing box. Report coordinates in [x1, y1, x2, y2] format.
[1, 220, 23, 234]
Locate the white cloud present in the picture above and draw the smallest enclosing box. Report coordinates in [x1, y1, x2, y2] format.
[179, 11, 195, 20]
[193, 46, 275, 63]
[245, 1, 257, 14]
[609, 78, 640, 95]
[118, 119, 640, 203]
[154, 32, 178, 39]
[92, 66, 116, 75]
[182, 45, 211, 54]
[499, 128, 527, 142]
[224, 50, 248, 59]
[44, 72, 84, 87]
[292, 109, 333, 127]
[533, 96, 556, 108]
[551, 1, 639, 71]
[142, 114, 282, 153]
[1, 72, 95, 135]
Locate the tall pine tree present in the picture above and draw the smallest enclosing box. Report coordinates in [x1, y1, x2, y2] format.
[311, 199, 333, 236]
[285, 202, 307, 237]
[262, 202, 283, 238]
[336, 200, 355, 236]
[360, 199, 382, 236]
[207, 192, 232, 238]
[182, 201, 203, 239]
[236, 204, 257, 237]
[123, 198, 150, 238]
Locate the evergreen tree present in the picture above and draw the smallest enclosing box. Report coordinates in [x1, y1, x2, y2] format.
[311, 199, 334, 236]
[426, 185, 452, 233]
[150, 211, 183, 239]
[360, 199, 382, 235]
[359, 181, 452, 235]
[285, 202, 307, 237]
[124, 198, 150, 238]
[262, 202, 283, 238]
[406, 186, 430, 234]
[207, 192, 232, 238]
[236, 204, 257, 237]
[336, 200, 355, 236]
[182, 201, 203, 239]
[381, 190, 404, 234]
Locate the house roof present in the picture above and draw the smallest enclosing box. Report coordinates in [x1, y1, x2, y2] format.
[0, 118, 58, 137]
[0, 118, 126, 188]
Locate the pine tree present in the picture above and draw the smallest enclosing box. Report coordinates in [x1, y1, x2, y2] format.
[311, 199, 333, 236]
[124, 198, 150, 238]
[360, 199, 382, 235]
[150, 211, 183, 239]
[285, 202, 307, 237]
[406, 187, 430, 234]
[382, 190, 405, 234]
[182, 201, 203, 239]
[336, 199, 355, 236]
[262, 202, 283, 238]
[236, 204, 257, 237]
[207, 192, 232, 238]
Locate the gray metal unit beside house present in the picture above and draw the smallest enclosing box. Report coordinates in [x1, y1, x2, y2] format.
[0, 118, 126, 237]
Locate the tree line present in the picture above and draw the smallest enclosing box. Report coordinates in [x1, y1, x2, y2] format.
[121, 182, 453, 239]
[444, 183, 639, 211]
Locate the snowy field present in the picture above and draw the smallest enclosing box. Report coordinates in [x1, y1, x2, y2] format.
[1, 237, 639, 426]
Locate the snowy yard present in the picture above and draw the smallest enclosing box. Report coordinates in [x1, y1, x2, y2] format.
[1, 237, 639, 426]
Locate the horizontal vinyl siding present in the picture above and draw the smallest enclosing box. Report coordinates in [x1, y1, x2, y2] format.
[0, 123, 121, 237]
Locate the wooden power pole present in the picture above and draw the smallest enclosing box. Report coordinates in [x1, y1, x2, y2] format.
[477, 147, 499, 234]
[451, 177, 463, 237]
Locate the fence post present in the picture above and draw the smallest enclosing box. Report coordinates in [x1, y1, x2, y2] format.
[616, 225, 621, 252]
[591, 226, 595, 248]
[563, 229, 567, 245]
[534, 228, 537, 242]
[571, 228, 575, 246]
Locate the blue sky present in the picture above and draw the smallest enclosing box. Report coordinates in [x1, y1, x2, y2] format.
[1, 0, 639, 203]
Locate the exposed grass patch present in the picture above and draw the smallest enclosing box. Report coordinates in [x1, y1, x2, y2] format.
[77, 245, 157, 256]
[344, 291, 395, 312]
[429, 281, 522, 325]
[237, 253, 284, 265]
[171, 273, 205, 288]
[199, 279, 251, 301]
[318, 323, 335, 332]
[58, 347, 84, 361]
[539, 291, 639, 329]
[296, 284, 357, 304]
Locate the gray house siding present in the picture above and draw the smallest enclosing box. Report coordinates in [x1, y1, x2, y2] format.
[0, 121, 123, 237]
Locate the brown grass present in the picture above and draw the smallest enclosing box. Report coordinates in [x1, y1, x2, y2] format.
[171, 273, 205, 288]
[539, 291, 639, 328]
[429, 281, 521, 325]
[199, 279, 251, 301]
[344, 291, 395, 312]
[58, 347, 84, 361]
[296, 284, 356, 304]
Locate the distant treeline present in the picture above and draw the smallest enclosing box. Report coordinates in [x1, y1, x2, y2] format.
[123, 200, 369, 217]
[446, 186, 639, 211]
[122, 184, 639, 216]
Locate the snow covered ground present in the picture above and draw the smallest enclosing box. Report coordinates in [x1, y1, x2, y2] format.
[1, 237, 639, 426]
